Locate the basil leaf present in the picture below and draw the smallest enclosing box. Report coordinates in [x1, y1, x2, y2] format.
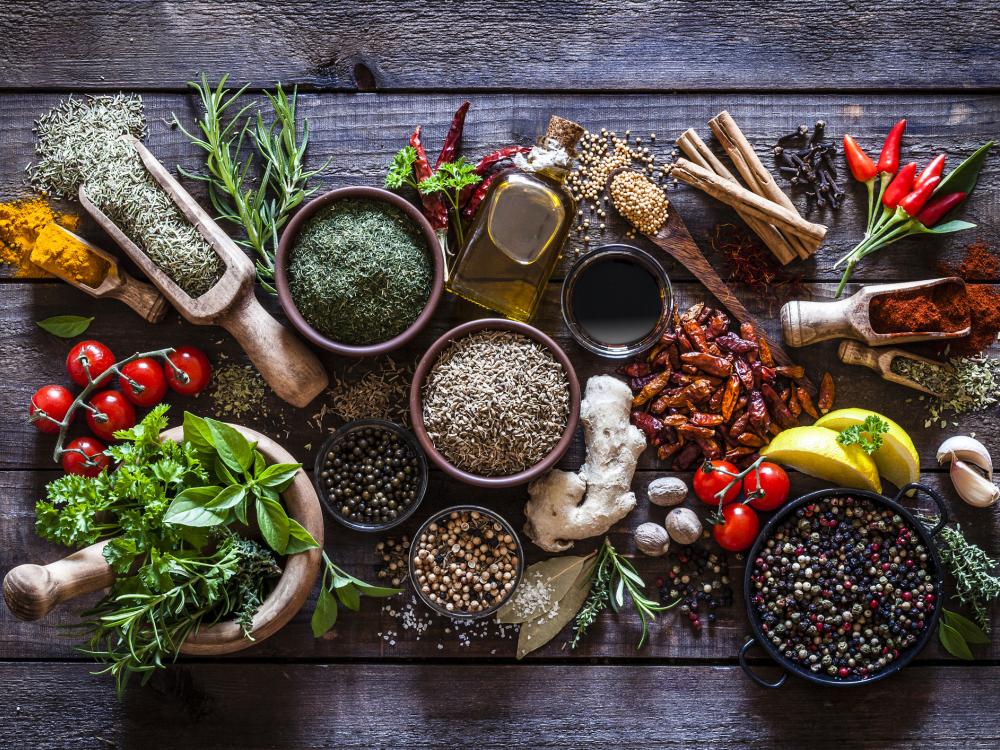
[311, 587, 338, 637]
[36, 315, 94, 338]
[253, 450, 266, 476]
[206, 418, 253, 472]
[214, 455, 240, 486]
[942, 609, 990, 645]
[207, 484, 247, 511]
[285, 518, 320, 554]
[935, 141, 993, 198]
[939, 621, 973, 660]
[163, 486, 227, 527]
[255, 496, 290, 554]
[335, 582, 361, 611]
[256, 462, 301, 490]
[352, 579, 402, 598]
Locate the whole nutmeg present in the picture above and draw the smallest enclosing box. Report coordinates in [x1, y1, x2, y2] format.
[665, 507, 702, 545]
[634, 522, 670, 556]
[647, 476, 688, 507]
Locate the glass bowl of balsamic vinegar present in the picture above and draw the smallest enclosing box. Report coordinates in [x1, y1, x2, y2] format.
[561, 244, 673, 359]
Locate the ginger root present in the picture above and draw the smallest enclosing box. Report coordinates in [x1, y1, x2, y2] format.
[524, 375, 645, 552]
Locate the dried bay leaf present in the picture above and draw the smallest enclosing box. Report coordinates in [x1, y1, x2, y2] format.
[496, 552, 596, 624]
[516, 557, 597, 659]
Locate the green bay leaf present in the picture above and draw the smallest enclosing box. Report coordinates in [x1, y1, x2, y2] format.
[36, 315, 94, 338]
[516, 557, 597, 660]
[497, 552, 595, 625]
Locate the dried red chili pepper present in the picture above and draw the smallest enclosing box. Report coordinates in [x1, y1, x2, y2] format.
[623, 362, 651, 379]
[434, 101, 470, 169]
[409, 127, 448, 231]
[730, 411, 750, 437]
[678, 423, 716, 440]
[757, 336, 774, 367]
[690, 412, 725, 427]
[734, 358, 754, 391]
[673, 443, 702, 470]
[694, 436, 722, 459]
[817, 373, 835, 414]
[682, 318, 711, 353]
[787, 386, 802, 418]
[661, 414, 690, 427]
[740, 321, 759, 342]
[748, 390, 770, 433]
[774, 364, 805, 380]
[707, 310, 730, 338]
[680, 351, 733, 377]
[462, 171, 500, 219]
[474, 145, 531, 175]
[657, 442, 682, 462]
[796, 386, 819, 419]
[715, 333, 757, 355]
[737, 433, 765, 448]
[708, 386, 725, 411]
[630, 411, 664, 442]
[761, 383, 796, 429]
[632, 371, 671, 407]
[726, 446, 757, 462]
[721, 375, 740, 421]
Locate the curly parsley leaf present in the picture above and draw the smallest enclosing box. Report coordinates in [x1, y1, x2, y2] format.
[836, 415, 890, 455]
[385, 146, 419, 190]
[417, 157, 480, 198]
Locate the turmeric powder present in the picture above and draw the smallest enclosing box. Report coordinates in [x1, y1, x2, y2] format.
[30, 223, 109, 288]
[0, 196, 80, 277]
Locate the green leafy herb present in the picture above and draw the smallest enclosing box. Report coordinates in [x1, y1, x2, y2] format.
[174, 74, 330, 292]
[36, 315, 94, 338]
[385, 146, 419, 190]
[937, 608, 988, 660]
[836, 415, 890, 455]
[569, 538, 678, 650]
[311, 552, 401, 637]
[921, 517, 1000, 632]
[417, 157, 480, 247]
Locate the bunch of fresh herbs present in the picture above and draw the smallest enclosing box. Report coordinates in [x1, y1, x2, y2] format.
[174, 74, 331, 292]
[921, 518, 1000, 632]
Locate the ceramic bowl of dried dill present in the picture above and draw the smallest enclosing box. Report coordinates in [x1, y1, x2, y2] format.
[410, 319, 581, 488]
[276, 187, 443, 356]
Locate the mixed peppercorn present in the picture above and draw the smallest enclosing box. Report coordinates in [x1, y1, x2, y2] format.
[750, 495, 937, 680]
[659, 545, 734, 633]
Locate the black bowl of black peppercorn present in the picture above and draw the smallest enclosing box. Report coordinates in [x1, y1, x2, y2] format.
[313, 419, 428, 532]
[739, 482, 948, 689]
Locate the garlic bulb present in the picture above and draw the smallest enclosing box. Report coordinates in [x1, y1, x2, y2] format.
[634, 522, 671, 556]
[950, 458, 1000, 508]
[937, 436, 993, 480]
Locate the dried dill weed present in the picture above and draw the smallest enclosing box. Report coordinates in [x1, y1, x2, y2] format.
[208, 362, 268, 420]
[609, 170, 669, 234]
[28, 94, 224, 298]
[421, 330, 570, 476]
[892, 354, 1000, 426]
[287, 199, 432, 346]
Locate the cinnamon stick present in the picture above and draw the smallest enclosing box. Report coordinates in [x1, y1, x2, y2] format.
[676, 129, 797, 266]
[670, 158, 827, 244]
[708, 111, 818, 259]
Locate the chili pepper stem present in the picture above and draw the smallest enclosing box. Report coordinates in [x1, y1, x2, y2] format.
[866, 173, 892, 235]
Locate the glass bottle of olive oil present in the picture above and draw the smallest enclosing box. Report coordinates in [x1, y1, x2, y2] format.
[447, 116, 584, 322]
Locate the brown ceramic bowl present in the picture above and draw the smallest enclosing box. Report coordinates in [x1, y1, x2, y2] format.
[409, 318, 581, 488]
[275, 186, 444, 357]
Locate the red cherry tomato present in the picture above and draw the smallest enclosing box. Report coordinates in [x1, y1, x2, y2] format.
[119, 358, 168, 407]
[694, 460, 742, 506]
[713, 503, 760, 552]
[85, 390, 137, 441]
[66, 340, 115, 387]
[62, 436, 110, 477]
[29, 385, 75, 434]
[166, 346, 212, 396]
[744, 462, 791, 512]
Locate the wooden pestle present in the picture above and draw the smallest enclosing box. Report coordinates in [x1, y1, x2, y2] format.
[3, 541, 112, 621]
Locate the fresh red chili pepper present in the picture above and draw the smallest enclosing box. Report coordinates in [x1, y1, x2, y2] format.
[898, 175, 940, 216]
[915, 191, 967, 227]
[462, 171, 501, 219]
[434, 101, 470, 170]
[843, 135, 877, 182]
[409, 126, 448, 230]
[876, 119, 906, 175]
[881, 162, 916, 208]
[914, 153, 946, 190]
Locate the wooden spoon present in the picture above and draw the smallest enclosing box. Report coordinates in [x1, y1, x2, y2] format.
[838, 340, 950, 397]
[32, 225, 168, 323]
[78, 136, 328, 408]
[781, 278, 971, 348]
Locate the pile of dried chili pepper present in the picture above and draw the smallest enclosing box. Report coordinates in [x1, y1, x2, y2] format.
[626, 303, 834, 470]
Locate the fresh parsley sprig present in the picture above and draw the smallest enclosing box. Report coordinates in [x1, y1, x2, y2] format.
[836, 415, 890, 455]
[417, 158, 480, 247]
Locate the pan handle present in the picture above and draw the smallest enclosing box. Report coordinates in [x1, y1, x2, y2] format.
[894, 482, 949, 535]
[739, 637, 788, 689]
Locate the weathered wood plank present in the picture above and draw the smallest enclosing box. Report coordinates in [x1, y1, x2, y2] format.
[1, 92, 997, 282]
[1, 662, 999, 749]
[3, 468, 996, 662]
[1, 281, 995, 472]
[1, 1, 998, 91]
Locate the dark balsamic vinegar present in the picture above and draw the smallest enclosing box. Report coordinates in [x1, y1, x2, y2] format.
[571, 257, 663, 345]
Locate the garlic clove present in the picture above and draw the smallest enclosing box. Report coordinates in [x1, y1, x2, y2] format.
[937, 436, 993, 480]
[950, 458, 1000, 508]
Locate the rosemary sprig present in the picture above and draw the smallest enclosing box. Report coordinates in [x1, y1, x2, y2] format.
[569, 537, 678, 649]
[174, 75, 330, 292]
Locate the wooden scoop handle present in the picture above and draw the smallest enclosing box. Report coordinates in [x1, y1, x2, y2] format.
[217, 293, 329, 408]
[105, 270, 170, 323]
[781, 297, 857, 347]
[3, 541, 113, 621]
[837, 340, 882, 373]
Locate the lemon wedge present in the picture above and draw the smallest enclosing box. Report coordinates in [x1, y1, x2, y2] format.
[815, 408, 920, 491]
[760, 426, 882, 493]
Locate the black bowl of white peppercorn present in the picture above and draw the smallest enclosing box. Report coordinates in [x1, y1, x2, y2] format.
[313, 419, 428, 532]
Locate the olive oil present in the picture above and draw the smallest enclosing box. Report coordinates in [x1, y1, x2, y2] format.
[447, 116, 583, 322]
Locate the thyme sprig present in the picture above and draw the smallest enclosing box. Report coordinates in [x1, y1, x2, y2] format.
[569, 537, 678, 650]
[174, 74, 330, 292]
[920, 516, 1000, 631]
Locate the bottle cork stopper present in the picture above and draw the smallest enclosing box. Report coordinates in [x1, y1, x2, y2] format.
[545, 115, 585, 152]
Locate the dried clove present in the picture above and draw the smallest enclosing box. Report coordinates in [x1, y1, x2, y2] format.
[773, 119, 843, 211]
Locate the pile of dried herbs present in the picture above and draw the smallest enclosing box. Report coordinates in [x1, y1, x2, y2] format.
[891, 355, 1000, 426]
[287, 199, 432, 345]
[29, 94, 224, 298]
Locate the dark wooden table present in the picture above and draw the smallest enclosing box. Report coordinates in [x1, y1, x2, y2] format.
[2, 2, 1000, 747]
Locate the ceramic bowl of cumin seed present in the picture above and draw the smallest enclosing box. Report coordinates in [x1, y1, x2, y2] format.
[409, 318, 581, 488]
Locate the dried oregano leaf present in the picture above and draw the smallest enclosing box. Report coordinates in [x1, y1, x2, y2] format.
[517, 557, 597, 659]
[497, 552, 595, 625]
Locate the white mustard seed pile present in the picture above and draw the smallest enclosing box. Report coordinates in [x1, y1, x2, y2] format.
[421, 330, 570, 477]
[609, 170, 670, 235]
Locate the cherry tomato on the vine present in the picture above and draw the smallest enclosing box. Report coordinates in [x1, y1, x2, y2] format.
[712, 503, 760, 552]
[694, 460, 742, 506]
[29, 385, 75, 434]
[744, 462, 791, 512]
[119, 357, 168, 407]
[166, 346, 212, 396]
[61, 436, 110, 477]
[66, 340, 115, 387]
[85, 390, 137, 441]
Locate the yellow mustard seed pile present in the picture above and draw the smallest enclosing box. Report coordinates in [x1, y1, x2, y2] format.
[609, 170, 670, 235]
